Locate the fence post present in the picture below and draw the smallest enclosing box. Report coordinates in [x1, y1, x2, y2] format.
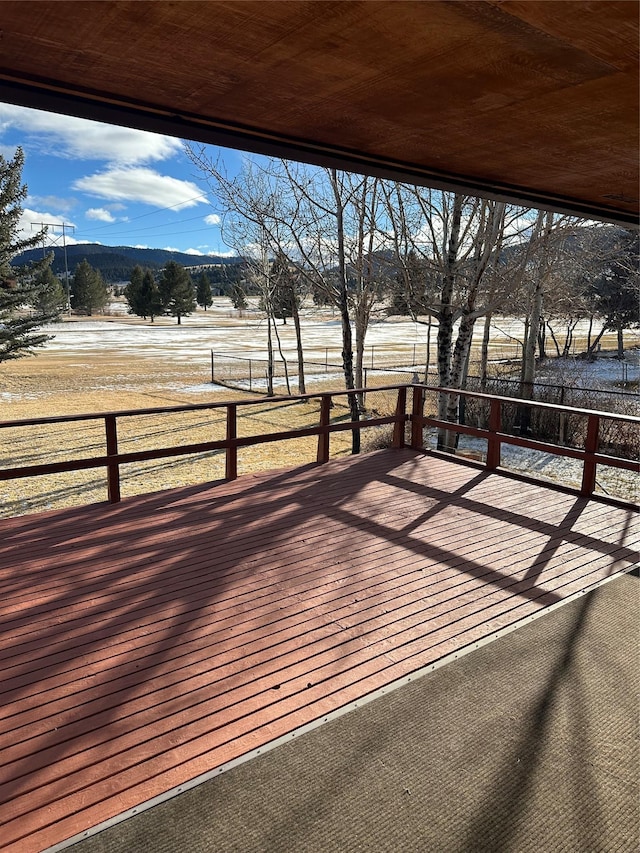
[317, 394, 331, 463]
[410, 385, 424, 449]
[226, 404, 237, 480]
[211, 351, 214, 384]
[581, 414, 599, 496]
[249, 359, 252, 392]
[392, 386, 407, 449]
[486, 398, 501, 470]
[105, 415, 121, 503]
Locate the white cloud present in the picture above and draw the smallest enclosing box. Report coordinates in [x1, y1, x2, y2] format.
[17, 208, 79, 248]
[0, 143, 19, 159]
[73, 167, 206, 210]
[0, 103, 181, 165]
[28, 194, 78, 213]
[184, 248, 205, 256]
[204, 213, 221, 226]
[86, 207, 116, 223]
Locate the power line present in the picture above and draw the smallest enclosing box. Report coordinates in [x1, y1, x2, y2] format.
[31, 221, 75, 311]
[80, 193, 211, 236]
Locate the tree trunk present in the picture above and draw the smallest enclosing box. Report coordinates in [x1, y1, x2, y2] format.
[538, 319, 547, 360]
[547, 323, 562, 357]
[479, 312, 492, 391]
[617, 325, 624, 358]
[271, 313, 291, 395]
[436, 195, 463, 451]
[518, 210, 549, 434]
[291, 291, 306, 394]
[330, 169, 360, 453]
[444, 313, 476, 448]
[424, 315, 432, 383]
[266, 310, 274, 397]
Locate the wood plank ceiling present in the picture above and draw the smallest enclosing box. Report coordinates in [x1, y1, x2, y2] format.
[0, 0, 637, 224]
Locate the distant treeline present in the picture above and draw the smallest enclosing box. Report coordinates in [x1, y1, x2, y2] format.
[13, 243, 243, 283]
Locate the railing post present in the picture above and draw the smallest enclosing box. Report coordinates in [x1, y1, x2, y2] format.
[317, 394, 331, 463]
[226, 404, 237, 480]
[392, 386, 407, 449]
[486, 397, 501, 470]
[105, 415, 121, 503]
[410, 385, 425, 449]
[581, 414, 599, 496]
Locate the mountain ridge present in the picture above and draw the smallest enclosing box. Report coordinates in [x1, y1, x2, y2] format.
[14, 243, 242, 282]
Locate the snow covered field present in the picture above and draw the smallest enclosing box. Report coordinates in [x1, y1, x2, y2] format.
[2, 302, 637, 506]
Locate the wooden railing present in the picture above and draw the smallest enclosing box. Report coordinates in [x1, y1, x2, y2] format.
[1, 384, 637, 505]
[411, 385, 638, 497]
[0, 385, 407, 505]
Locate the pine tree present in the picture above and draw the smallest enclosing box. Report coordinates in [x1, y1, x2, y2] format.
[124, 264, 146, 317]
[230, 282, 247, 309]
[141, 269, 162, 322]
[71, 259, 108, 315]
[29, 265, 66, 314]
[269, 252, 299, 324]
[196, 271, 213, 310]
[159, 260, 196, 324]
[588, 229, 639, 358]
[1, 147, 61, 362]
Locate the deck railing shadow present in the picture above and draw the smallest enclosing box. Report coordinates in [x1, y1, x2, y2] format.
[1, 384, 637, 515]
[1, 445, 636, 847]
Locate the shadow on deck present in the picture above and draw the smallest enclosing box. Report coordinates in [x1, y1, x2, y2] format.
[0, 448, 637, 853]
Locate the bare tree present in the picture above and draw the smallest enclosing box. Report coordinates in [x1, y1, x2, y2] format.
[185, 150, 297, 395]
[382, 186, 517, 450]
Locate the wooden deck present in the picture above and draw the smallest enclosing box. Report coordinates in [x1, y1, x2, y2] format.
[0, 448, 637, 853]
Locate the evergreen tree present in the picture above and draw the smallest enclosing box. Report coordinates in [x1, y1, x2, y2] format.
[29, 265, 67, 314]
[71, 259, 108, 315]
[588, 229, 639, 358]
[159, 260, 196, 324]
[230, 282, 247, 309]
[124, 264, 146, 317]
[141, 269, 162, 322]
[268, 252, 300, 324]
[196, 271, 213, 310]
[1, 147, 61, 362]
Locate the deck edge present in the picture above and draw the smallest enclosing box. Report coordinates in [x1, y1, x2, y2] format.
[43, 566, 637, 853]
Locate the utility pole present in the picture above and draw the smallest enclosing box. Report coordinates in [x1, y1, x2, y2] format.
[31, 221, 75, 312]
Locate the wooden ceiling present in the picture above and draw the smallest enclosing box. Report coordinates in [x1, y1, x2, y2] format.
[0, 1, 637, 224]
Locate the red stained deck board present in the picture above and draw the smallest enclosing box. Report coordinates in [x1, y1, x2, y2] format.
[0, 449, 636, 853]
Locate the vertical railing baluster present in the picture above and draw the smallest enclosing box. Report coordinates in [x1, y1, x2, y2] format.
[581, 414, 599, 496]
[317, 394, 331, 463]
[392, 386, 407, 449]
[410, 385, 425, 449]
[486, 397, 501, 470]
[105, 415, 121, 503]
[226, 404, 237, 480]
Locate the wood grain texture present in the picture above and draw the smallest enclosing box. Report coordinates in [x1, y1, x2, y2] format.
[0, 449, 637, 852]
[0, 1, 636, 220]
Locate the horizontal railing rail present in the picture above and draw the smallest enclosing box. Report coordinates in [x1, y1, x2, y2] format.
[410, 385, 638, 497]
[1, 384, 637, 505]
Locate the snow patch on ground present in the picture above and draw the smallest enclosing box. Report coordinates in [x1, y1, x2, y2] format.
[423, 430, 637, 503]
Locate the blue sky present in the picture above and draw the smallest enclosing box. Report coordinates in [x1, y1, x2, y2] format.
[0, 102, 246, 256]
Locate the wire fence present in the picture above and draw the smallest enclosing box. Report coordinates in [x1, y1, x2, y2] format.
[210, 351, 637, 411]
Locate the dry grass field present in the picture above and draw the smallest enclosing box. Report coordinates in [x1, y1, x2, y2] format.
[0, 332, 359, 518]
[1, 307, 634, 517]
